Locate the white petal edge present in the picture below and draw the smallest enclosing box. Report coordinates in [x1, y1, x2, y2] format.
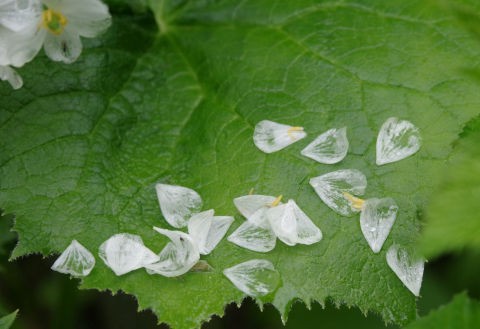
[155, 183, 203, 228]
[223, 259, 280, 297]
[267, 199, 322, 246]
[188, 210, 234, 255]
[253, 120, 307, 153]
[360, 198, 398, 253]
[145, 227, 200, 277]
[233, 194, 278, 219]
[51, 240, 95, 277]
[386, 244, 424, 297]
[0, 65, 22, 89]
[309, 169, 367, 216]
[300, 127, 349, 164]
[99, 233, 160, 276]
[43, 27, 82, 64]
[376, 117, 421, 165]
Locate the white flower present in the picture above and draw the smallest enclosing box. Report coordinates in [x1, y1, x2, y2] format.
[0, 0, 111, 66]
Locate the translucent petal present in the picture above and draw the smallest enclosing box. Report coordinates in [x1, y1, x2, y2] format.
[145, 228, 200, 277]
[43, 27, 82, 64]
[301, 127, 349, 164]
[51, 240, 95, 277]
[228, 208, 276, 252]
[0, 0, 42, 32]
[0, 65, 22, 89]
[56, 0, 111, 38]
[233, 194, 277, 218]
[267, 199, 322, 246]
[0, 24, 45, 67]
[155, 183, 203, 228]
[99, 233, 160, 276]
[309, 169, 367, 216]
[376, 117, 421, 165]
[223, 259, 280, 297]
[386, 244, 424, 296]
[188, 210, 234, 255]
[360, 198, 398, 253]
[253, 120, 307, 153]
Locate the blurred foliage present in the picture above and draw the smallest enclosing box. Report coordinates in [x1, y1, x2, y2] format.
[0, 310, 17, 329]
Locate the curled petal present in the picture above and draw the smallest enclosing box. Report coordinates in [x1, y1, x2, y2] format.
[188, 210, 234, 255]
[43, 27, 82, 64]
[146, 228, 200, 277]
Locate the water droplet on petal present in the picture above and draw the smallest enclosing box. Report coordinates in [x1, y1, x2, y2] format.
[266, 200, 322, 246]
[376, 117, 421, 165]
[145, 228, 200, 277]
[223, 259, 280, 297]
[188, 209, 234, 255]
[309, 169, 367, 216]
[253, 120, 306, 153]
[360, 198, 398, 253]
[234, 195, 278, 218]
[301, 127, 348, 164]
[99, 233, 160, 276]
[228, 208, 276, 252]
[386, 244, 424, 296]
[155, 183, 203, 228]
[51, 240, 95, 277]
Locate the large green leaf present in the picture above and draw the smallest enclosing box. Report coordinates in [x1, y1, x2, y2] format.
[404, 293, 480, 329]
[2, 1, 480, 328]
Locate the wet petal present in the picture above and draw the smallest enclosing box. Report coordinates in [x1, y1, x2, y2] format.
[188, 210, 234, 255]
[51, 240, 95, 277]
[43, 27, 82, 64]
[386, 244, 424, 297]
[99, 233, 159, 276]
[267, 199, 322, 246]
[58, 0, 111, 38]
[0, 65, 22, 89]
[309, 169, 367, 216]
[253, 120, 306, 153]
[233, 194, 278, 218]
[228, 208, 276, 252]
[0, 0, 42, 32]
[301, 127, 348, 164]
[146, 228, 200, 277]
[155, 183, 203, 228]
[376, 117, 421, 165]
[360, 198, 398, 253]
[223, 259, 280, 297]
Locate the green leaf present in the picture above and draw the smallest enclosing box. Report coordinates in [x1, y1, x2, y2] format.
[0, 310, 18, 329]
[2, 1, 480, 328]
[420, 118, 480, 258]
[404, 293, 480, 329]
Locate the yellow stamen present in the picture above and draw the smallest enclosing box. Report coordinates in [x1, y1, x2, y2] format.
[343, 192, 365, 210]
[269, 195, 283, 207]
[41, 9, 68, 35]
[248, 188, 255, 195]
[287, 126, 304, 139]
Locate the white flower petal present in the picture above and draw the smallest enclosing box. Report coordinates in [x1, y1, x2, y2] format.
[253, 120, 307, 153]
[99, 233, 160, 276]
[57, 0, 111, 38]
[233, 194, 277, 219]
[376, 117, 421, 165]
[386, 244, 424, 297]
[223, 259, 280, 297]
[0, 65, 22, 89]
[360, 198, 398, 253]
[267, 199, 322, 246]
[43, 27, 82, 64]
[146, 227, 200, 277]
[309, 169, 367, 216]
[155, 183, 203, 228]
[0, 24, 45, 67]
[187, 210, 234, 255]
[227, 208, 276, 252]
[0, 0, 42, 32]
[51, 240, 95, 277]
[301, 127, 349, 164]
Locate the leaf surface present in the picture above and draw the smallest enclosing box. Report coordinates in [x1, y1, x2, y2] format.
[2, 1, 480, 328]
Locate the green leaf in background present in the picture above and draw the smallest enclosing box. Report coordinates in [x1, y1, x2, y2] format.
[2, 1, 480, 328]
[0, 310, 18, 329]
[420, 117, 480, 259]
[404, 293, 480, 329]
